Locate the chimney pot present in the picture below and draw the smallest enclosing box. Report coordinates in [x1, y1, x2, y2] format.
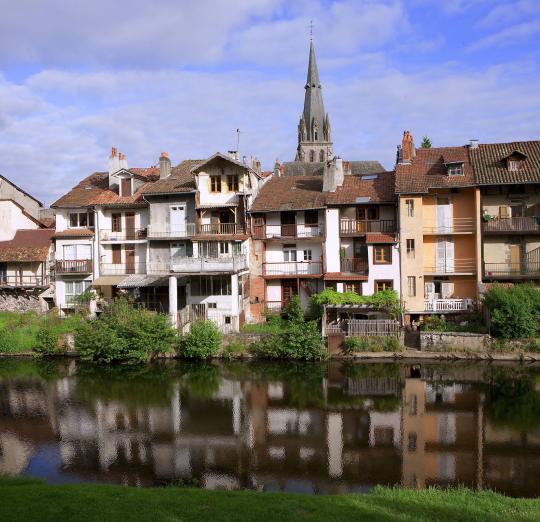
[469, 139, 479, 149]
[159, 151, 172, 179]
[401, 131, 415, 163]
[111, 147, 117, 156]
[160, 151, 169, 158]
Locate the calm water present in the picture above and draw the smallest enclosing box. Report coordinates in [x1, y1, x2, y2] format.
[1, 358, 539, 496]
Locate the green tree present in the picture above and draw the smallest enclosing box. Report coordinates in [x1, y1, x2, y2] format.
[285, 295, 304, 324]
[180, 320, 222, 359]
[421, 136, 432, 148]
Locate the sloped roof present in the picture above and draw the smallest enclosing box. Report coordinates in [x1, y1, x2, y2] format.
[250, 176, 326, 212]
[365, 232, 397, 244]
[0, 174, 43, 207]
[326, 171, 395, 205]
[0, 229, 54, 262]
[141, 160, 201, 195]
[51, 172, 109, 208]
[282, 160, 384, 177]
[395, 146, 474, 194]
[470, 141, 540, 185]
[53, 229, 95, 238]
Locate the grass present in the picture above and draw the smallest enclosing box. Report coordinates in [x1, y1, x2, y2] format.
[0, 311, 83, 353]
[241, 316, 288, 334]
[1, 477, 539, 522]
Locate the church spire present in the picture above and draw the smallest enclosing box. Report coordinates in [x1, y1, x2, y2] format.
[295, 41, 333, 162]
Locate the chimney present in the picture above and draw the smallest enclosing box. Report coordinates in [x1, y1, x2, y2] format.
[228, 150, 239, 161]
[469, 139, 479, 149]
[159, 152, 171, 179]
[401, 131, 415, 163]
[108, 147, 121, 176]
[323, 157, 344, 192]
[274, 159, 281, 177]
[118, 152, 128, 170]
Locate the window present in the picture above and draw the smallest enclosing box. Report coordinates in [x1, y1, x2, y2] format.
[406, 239, 415, 259]
[232, 242, 242, 255]
[65, 280, 90, 304]
[210, 176, 222, 192]
[120, 177, 132, 196]
[199, 241, 218, 258]
[191, 276, 231, 296]
[227, 175, 239, 191]
[447, 163, 464, 176]
[208, 302, 217, 309]
[219, 242, 230, 255]
[357, 206, 379, 220]
[406, 199, 414, 217]
[409, 395, 418, 416]
[283, 244, 297, 262]
[112, 213, 122, 232]
[304, 209, 318, 226]
[407, 276, 416, 297]
[309, 149, 315, 162]
[408, 432, 417, 452]
[68, 211, 94, 228]
[63, 244, 91, 260]
[303, 249, 312, 261]
[319, 150, 325, 162]
[373, 245, 392, 264]
[508, 159, 521, 172]
[375, 280, 393, 293]
[345, 282, 362, 294]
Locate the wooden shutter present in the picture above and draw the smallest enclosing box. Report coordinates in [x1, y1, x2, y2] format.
[499, 206, 509, 218]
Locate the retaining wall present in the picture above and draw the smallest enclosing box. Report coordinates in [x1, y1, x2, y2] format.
[420, 331, 490, 352]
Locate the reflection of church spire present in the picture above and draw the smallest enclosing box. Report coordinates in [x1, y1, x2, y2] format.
[295, 41, 333, 162]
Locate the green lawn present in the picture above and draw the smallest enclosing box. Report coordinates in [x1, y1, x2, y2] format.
[0, 311, 82, 353]
[1, 477, 539, 522]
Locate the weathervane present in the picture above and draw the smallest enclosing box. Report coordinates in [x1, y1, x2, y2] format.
[309, 20, 313, 41]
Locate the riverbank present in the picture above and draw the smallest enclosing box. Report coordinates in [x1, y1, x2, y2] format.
[1, 477, 538, 522]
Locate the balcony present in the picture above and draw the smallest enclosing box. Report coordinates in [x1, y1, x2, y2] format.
[484, 262, 540, 279]
[483, 216, 540, 234]
[424, 259, 477, 275]
[148, 255, 247, 274]
[55, 260, 93, 274]
[340, 257, 369, 274]
[423, 218, 475, 234]
[424, 298, 473, 312]
[260, 223, 325, 240]
[100, 229, 147, 241]
[100, 263, 146, 275]
[262, 261, 322, 277]
[147, 223, 196, 239]
[197, 223, 246, 236]
[0, 275, 49, 288]
[339, 219, 395, 236]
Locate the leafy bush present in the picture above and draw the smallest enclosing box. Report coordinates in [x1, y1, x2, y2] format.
[75, 298, 176, 363]
[423, 314, 487, 334]
[344, 335, 401, 353]
[180, 320, 222, 359]
[241, 315, 287, 334]
[285, 295, 304, 324]
[222, 340, 247, 359]
[483, 284, 540, 339]
[34, 328, 60, 355]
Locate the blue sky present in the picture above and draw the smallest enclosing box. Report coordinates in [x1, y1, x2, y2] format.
[0, 0, 539, 205]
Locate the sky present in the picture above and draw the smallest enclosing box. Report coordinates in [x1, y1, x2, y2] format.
[0, 0, 539, 205]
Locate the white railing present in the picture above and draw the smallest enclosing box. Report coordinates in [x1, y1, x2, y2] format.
[264, 223, 325, 239]
[423, 218, 475, 234]
[148, 256, 247, 274]
[147, 223, 196, 238]
[263, 261, 322, 276]
[424, 298, 473, 312]
[177, 304, 236, 333]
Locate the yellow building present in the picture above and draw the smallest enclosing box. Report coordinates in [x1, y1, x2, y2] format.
[395, 132, 482, 321]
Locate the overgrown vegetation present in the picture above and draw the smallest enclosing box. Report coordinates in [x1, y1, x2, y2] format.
[241, 315, 287, 334]
[179, 320, 223, 359]
[250, 297, 327, 361]
[343, 335, 401, 353]
[423, 314, 487, 334]
[483, 284, 540, 339]
[310, 288, 401, 319]
[75, 299, 176, 363]
[0, 311, 82, 354]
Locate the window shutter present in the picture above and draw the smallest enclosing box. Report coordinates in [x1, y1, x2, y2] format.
[441, 282, 453, 299]
[425, 282, 435, 298]
[499, 206, 509, 218]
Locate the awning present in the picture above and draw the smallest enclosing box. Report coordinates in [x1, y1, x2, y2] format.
[117, 275, 165, 288]
[91, 275, 126, 287]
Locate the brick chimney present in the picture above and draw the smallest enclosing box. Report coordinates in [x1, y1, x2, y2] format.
[401, 131, 415, 163]
[159, 152, 171, 179]
[118, 152, 128, 170]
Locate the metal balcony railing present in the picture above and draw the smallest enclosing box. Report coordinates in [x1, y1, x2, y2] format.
[147, 223, 196, 239]
[262, 261, 322, 276]
[484, 262, 540, 277]
[100, 263, 146, 275]
[55, 260, 93, 274]
[0, 275, 49, 287]
[424, 259, 477, 274]
[483, 216, 540, 233]
[100, 229, 148, 241]
[339, 219, 395, 235]
[423, 218, 475, 234]
[340, 257, 369, 274]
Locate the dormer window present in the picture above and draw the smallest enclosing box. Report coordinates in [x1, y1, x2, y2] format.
[120, 177, 132, 197]
[503, 150, 527, 172]
[508, 159, 521, 172]
[446, 162, 464, 176]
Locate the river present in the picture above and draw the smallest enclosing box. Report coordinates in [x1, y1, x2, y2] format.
[0, 358, 539, 496]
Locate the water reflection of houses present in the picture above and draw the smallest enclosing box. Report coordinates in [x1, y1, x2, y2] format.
[1, 362, 540, 496]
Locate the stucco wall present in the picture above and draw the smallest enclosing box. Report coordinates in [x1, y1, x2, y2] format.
[0, 201, 40, 240]
[0, 177, 42, 219]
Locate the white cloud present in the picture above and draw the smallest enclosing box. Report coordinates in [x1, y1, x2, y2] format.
[468, 19, 540, 51]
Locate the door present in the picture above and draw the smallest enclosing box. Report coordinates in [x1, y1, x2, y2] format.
[282, 280, 298, 307]
[125, 245, 135, 274]
[170, 205, 186, 235]
[437, 197, 452, 232]
[436, 237, 454, 273]
[112, 244, 122, 264]
[0, 262, 6, 284]
[281, 211, 296, 237]
[509, 243, 521, 273]
[171, 242, 187, 260]
[219, 210, 234, 234]
[125, 212, 135, 240]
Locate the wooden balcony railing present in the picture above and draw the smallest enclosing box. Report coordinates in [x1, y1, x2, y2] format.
[263, 261, 322, 276]
[483, 216, 540, 233]
[100, 263, 146, 275]
[340, 219, 395, 235]
[423, 218, 475, 234]
[147, 223, 196, 238]
[0, 275, 49, 288]
[340, 257, 369, 274]
[484, 262, 540, 278]
[55, 260, 93, 274]
[197, 223, 246, 235]
[100, 229, 147, 241]
[424, 259, 477, 274]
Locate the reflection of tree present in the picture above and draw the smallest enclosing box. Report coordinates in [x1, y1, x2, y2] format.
[74, 364, 175, 407]
[179, 362, 221, 400]
[0, 358, 64, 382]
[487, 368, 540, 431]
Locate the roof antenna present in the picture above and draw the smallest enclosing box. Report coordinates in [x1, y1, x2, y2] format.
[235, 128, 241, 153]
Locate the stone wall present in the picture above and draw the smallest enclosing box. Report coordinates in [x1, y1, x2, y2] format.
[0, 292, 42, 313]
[420, 331, 490, 352]
[221, 332, 270, 348]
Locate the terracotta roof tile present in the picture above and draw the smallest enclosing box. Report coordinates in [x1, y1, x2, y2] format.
[0, 229, 54, 262]
[141, 160, 200, 195]
[470, 141, 540, 185]
[51, 172, 109, 208]
[365, 232, 397, 244]
[395, 146, 474, 194]
[53, 229, 95, 238]
[327, 172, 395, 205]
